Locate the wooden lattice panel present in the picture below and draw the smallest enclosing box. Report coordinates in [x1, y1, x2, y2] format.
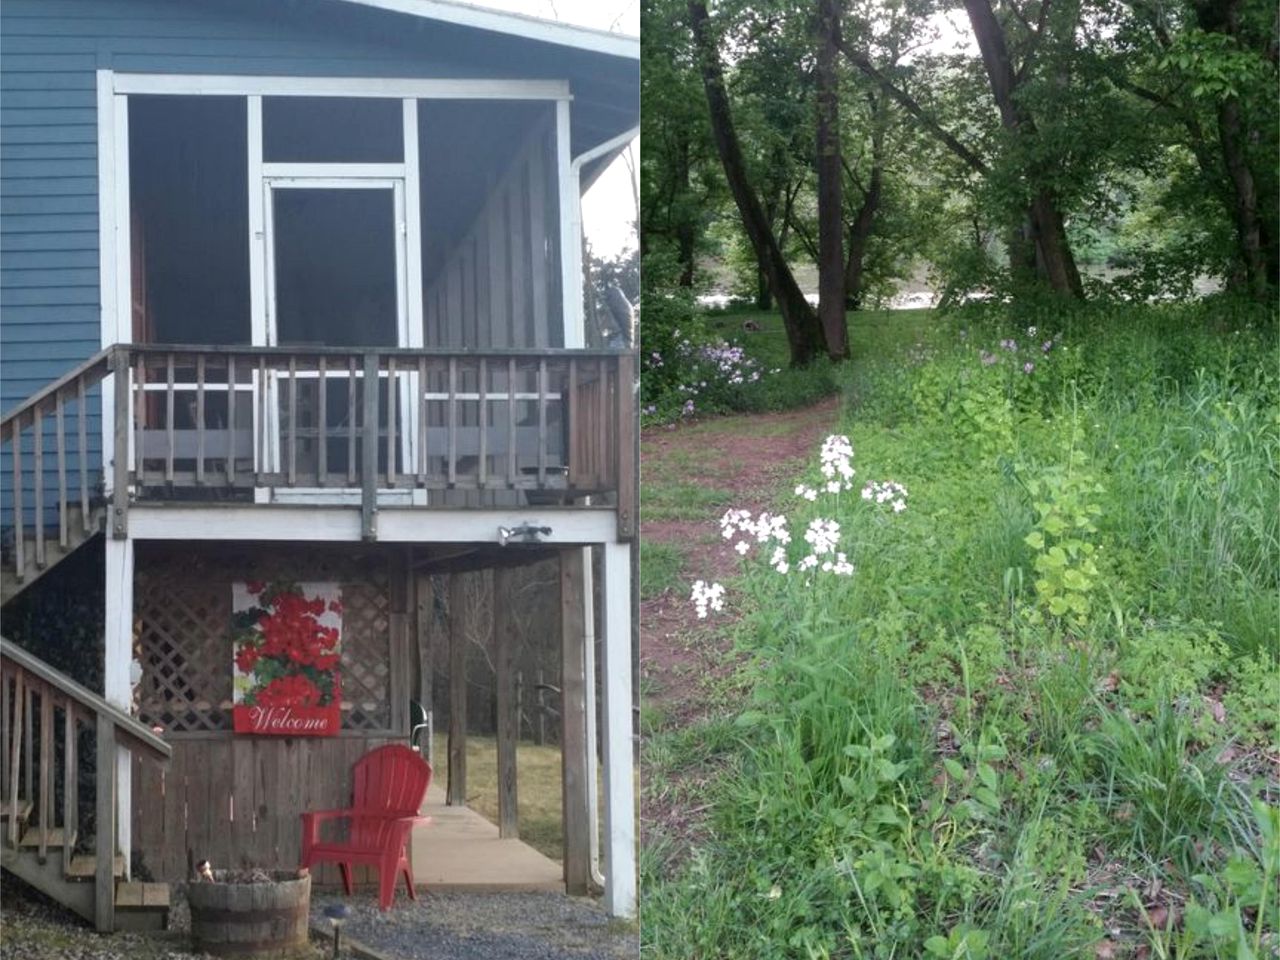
[136, 573, 233, 732]
[135, 548, 395, 734]
[337, 579, 392, 730]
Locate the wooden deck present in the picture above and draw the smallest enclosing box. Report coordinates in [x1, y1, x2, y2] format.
[412, 783, 562, 892]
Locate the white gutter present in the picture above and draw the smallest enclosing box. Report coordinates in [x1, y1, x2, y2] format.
[566, 125, 640, 349]
[569, 126, 636, 888]
[581, 546, 604, 888]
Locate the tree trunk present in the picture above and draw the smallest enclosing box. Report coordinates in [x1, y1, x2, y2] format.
[844, 159, 881, 310]
[1216, 97, 1268, 300]
[1007, 217, 1038, 284]
[816, 0, 847, 358]
[755, 265, 772, 311]
[963, 0, 1084, 298]
[688, 0, 826, 365]
[844, 93, 886, 310]
[1193, 0, 1272, 300]
[674, 137, 696, 287]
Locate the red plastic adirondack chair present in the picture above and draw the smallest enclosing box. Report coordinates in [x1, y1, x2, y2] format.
[300, 744, 433, 910]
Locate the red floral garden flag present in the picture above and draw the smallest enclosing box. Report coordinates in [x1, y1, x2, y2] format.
[231, 581, 342, 735]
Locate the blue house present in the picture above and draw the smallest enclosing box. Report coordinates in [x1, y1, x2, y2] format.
[0, 0, 638, 930]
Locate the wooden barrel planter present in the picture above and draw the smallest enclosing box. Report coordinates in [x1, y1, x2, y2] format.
[187, 870, 312, 958]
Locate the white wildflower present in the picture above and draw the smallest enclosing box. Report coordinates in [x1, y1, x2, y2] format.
[690, 580, 725, 619]
[769, 546, 790, 574]
[804, 518, 841, 556]
[861, 480, 909, 513]
[720, 508, 752, 540]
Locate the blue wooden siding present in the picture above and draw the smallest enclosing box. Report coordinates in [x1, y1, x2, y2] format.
[1, 0, 636, 525]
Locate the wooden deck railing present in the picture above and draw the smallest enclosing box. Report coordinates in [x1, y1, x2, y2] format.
[1, 636, 171, 931]
[0, 347, 114, 585]
[2, 345, 637, 552]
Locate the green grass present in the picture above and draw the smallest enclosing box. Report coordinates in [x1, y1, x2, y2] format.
[642, 299, 1279, 959]
[640, 542, 685, 599]
[640, 480, 736, 522]
[435, 734, 565, 861]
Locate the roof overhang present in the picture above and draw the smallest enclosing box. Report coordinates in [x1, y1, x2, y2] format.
[328, 0, 639, 60]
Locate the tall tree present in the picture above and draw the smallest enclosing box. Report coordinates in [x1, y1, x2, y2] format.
[842, 91, 887, 309]
[640, 0, 721, 288]
[1189, 0, 1275, 298]
[816, 0, 848, 357]
[688, 0, 828, 366]
[962, 0, 1084, 297]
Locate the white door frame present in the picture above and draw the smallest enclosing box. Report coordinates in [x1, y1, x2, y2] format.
[260, 174, 415, 490]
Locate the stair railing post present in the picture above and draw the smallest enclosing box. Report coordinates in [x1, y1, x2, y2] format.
[361, 351, 379, 541]
[38, 689, 51, 862]
[63, 703, 76, 879]
[7, 671, 23, 848]
[111, 347, 130, 540]
[94, 714, 116, 932]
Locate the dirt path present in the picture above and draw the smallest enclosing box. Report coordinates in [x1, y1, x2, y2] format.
[639, 397, 839, 848]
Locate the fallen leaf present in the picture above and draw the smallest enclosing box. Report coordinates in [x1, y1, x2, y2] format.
[1135, 946, 1151, 959]
[1146, 905, 1169, 929]
[1203, 696, 1226, 723]
[1095, 939, 1118, 959]
[1098, 672, 1120, 692]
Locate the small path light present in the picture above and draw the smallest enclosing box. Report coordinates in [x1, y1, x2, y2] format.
[323, 903, 350, 959]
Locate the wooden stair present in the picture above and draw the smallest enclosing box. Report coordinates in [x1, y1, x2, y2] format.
[1, 504, 104, 607]
[2, 636, 172, 932]
[1, 801, 169, 931]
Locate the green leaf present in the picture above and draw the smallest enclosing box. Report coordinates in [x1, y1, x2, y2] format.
[943, 758, 967, 781]
[977, 763, 998, 793]
[973, 786, 1000, 810]
[923, 936, 950, 957]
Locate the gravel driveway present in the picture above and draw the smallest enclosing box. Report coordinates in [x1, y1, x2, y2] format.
[1, 881, 634, 960]
[309, 891, 637, 960]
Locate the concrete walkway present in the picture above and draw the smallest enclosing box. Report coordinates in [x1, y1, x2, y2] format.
[412, 783, 563, 892]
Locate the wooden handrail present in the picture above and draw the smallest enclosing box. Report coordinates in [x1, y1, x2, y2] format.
[0, 347, 115, 435]
[2, 635, 169, 932]
[0, 638, 170, 763]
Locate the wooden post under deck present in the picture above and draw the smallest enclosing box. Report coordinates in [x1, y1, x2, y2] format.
[559, 547, 590, 895]
[415, 574, 435, 766]
[446, 574, 467, 807]
[494, 567, 519, 839]
[104, 536, 133, 881]
[601, 541, 636, 917]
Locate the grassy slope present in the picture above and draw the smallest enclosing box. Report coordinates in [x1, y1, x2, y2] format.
[642, 303, 1278, 959]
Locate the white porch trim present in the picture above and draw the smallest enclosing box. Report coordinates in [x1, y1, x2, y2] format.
[599, 541, 636, 918]
[109, 74, 571, 100]
[126, 505, 617, 545]
[104, 538, 134, 881]
[96, 70, 118, 493]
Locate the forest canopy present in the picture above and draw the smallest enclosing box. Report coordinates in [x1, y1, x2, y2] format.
[641, 0, 1279, 364]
